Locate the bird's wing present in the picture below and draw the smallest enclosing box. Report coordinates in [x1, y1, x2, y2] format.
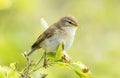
[31, 26, 58, 49]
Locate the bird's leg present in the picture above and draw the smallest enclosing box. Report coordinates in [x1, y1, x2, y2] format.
[43, 51, 48, 68]
[62, 51, 71, 63]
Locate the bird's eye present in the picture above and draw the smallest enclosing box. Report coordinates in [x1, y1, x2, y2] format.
[68, 21, 72, 24]
[67, 20, 72, 24]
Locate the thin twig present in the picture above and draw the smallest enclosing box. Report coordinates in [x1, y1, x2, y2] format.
[30, 54, 44, 72]
[22, 53, 33, 78]
[22, 60, 33, 78]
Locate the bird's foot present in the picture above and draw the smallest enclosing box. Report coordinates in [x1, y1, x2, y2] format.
[43, 58, 49, 68]
[62, 55, 71, 63]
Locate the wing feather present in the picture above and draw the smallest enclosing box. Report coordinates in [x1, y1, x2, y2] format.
[31, 26, 57, 49]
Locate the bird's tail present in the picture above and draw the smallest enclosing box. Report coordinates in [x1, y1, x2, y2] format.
[24, 47, 38, 57]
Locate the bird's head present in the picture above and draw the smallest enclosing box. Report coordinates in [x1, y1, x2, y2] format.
[59, 15, 79, 28]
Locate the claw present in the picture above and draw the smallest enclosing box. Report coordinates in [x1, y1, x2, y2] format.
[62, 55, 71, 63]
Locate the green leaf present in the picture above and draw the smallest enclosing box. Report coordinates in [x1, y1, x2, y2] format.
[8, 63, 20, 78]
[0, 66, 8, 78]
[47, 52, 56, 59]
[55, 43, 64, 60]
[70, 62, 91, 78]
[10, 63, 16, 70]
[55, 62, 70, 69]
[7, 69, 20, 78]
[0, 63, 21, 78]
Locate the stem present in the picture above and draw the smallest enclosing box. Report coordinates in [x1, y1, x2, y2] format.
[30, 54, 44, 72]
[22, 58, 33, 78]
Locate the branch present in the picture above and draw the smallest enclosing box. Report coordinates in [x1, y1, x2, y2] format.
[22, 57, 33, 78]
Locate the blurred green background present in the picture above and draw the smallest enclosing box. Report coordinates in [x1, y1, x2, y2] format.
[0, 0, 120, 78]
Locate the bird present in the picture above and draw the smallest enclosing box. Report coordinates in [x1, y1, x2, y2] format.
[25, 15, 79, 66]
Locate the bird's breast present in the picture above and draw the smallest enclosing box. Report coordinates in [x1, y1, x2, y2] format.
[62, 26, 77, 50]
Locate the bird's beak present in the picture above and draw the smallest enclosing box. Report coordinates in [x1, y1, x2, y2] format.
[75, 23, 80, 28]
